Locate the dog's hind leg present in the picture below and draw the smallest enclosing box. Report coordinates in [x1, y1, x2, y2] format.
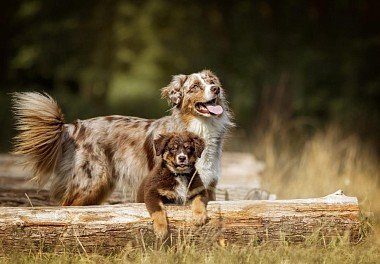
[61, 172, 115, 206]
[60, 146, 117, 206]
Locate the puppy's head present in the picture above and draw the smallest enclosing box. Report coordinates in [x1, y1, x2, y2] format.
[161, 70, 227, 118]
[154, 132, 205, 174]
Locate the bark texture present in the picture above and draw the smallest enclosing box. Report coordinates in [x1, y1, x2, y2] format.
[0, 191, 360, 253]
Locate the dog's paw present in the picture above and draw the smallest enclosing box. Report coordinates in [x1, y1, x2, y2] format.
[192, 211, 207, 226]
[191, 195, 208, 226]
[152, 210, 168, 238]
[153, 221, 168, 238]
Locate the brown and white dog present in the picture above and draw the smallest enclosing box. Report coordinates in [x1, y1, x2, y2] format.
[12, 70, 233, 205]
[137, 132, 207, 238]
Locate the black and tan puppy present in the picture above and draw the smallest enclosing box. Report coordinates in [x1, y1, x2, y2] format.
[137, 131, 208, 238]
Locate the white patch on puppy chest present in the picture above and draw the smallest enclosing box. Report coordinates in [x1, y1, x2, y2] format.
[175, 176, 188, 204]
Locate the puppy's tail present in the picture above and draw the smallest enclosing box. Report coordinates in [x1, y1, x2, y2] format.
[12, 92, 65, 186]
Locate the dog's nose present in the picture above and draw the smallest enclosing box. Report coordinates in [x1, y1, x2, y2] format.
[178, 155, 186, 162]
[211, 86, 220, 95]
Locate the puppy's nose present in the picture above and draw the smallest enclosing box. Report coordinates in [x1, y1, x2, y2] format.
[178, 155, 186, 162]
[210, 86, 220, 95]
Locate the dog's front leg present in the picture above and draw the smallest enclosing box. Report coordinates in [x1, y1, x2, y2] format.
[207, 180, 217, 201]
[191, 194, 208, 226]
[189, 175, 209, 226]
[144, 190, 168, 238]
[190, 174, 208, 225]
[196, 148, 221, 201]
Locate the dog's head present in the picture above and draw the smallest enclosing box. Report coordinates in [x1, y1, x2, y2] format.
[161, 70, 227, 118]
[154, 132, 205, 174]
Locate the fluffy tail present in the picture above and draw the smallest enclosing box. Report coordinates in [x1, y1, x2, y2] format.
[12, 92, 65, 186]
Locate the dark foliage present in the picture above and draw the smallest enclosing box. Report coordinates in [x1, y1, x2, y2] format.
[0, 0, 379, 151]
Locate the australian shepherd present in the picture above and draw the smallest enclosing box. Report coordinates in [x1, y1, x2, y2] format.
[137, 131, 207, 238]
[12, 70, 233, 205]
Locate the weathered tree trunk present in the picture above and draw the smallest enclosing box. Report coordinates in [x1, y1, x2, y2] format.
[0, 191, 360, 253]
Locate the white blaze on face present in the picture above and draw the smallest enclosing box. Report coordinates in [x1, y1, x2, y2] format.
[176, 151, 188, 164]
[193, 73, 224, 116]
[195, 73, 214, 101]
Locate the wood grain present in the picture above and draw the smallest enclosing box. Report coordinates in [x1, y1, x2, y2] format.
[0, 191, 361, 253]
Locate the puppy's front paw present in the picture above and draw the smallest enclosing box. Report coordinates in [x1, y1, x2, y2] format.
[191, 196, 207, 226]
[151, 210, 168, 238]
[193, 210, 207, 226]
[153, 221, 168, 238]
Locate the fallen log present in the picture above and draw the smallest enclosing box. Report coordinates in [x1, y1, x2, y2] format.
[0, 190, 361, 253]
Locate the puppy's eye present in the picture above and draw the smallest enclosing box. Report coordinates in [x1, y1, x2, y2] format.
[186, 146, 194, 153]
[209, 80, 215, 85]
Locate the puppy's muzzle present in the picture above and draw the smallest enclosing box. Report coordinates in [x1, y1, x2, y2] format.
[176, 153, 188, 166]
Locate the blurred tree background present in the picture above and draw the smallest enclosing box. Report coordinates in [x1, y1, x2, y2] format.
[0, 0, 379, 152]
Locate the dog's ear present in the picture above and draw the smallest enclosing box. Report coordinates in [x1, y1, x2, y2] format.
[191, 135, 205, 158]
[201, 69, 215, 77]
[161, 74, 187, 107]
[154, 134, 171, 156]
[201, 69, 220, 84]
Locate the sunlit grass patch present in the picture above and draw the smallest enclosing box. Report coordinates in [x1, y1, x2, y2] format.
[1, 236, 379, 264]
[254, 123, 379, 217]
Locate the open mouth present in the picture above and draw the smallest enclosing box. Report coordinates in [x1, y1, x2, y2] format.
[195, 98, 224, 116]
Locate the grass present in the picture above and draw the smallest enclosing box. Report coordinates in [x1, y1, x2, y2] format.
[1, 239, 379, 263]
[1, 122, 379, 263]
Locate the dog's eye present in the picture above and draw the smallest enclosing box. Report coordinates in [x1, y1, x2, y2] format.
[189, 84, 199, 93]
[209, 80, 215, 85]
[186, 146, 194, 153]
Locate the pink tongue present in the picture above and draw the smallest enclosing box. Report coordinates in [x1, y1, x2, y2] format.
[206, 105, 223, 115]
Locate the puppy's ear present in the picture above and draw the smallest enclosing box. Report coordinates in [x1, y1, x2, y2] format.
[154, 134, 170, 156]
[161, 74, 187, 107]
[192, 135, 205, 158]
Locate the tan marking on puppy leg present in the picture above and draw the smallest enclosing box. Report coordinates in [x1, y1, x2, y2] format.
[191, 195, 207, 226]
[157, 189, 177, 200]
[151, 209, 168, 238]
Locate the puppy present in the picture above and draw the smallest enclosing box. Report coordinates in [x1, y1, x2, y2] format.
[137, 132, 207, 238]
[12, 70, 233, 205]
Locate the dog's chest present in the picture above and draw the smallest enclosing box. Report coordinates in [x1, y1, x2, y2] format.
[187, 118, 224, 186]
[174, 176, 188, 204]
